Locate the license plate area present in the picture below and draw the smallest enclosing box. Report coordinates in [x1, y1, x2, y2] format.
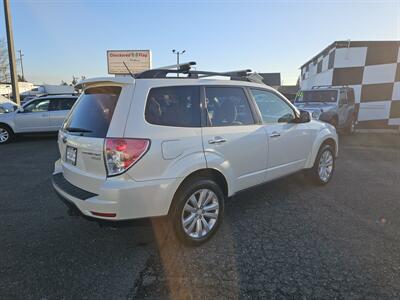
[66, 146, 77, 166]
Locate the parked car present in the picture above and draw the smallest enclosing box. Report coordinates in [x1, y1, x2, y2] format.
[0, 95, 19, 114]
[52, 67, 338, 246]
[294, 86, 356, 133]
[0, 95, 78, 144]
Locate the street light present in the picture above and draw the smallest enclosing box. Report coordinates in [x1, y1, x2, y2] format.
[172, 49, 185, 77]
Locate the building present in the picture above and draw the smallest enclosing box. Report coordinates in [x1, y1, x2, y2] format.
[259, 73, 281, 87]
[0, 81, 36, 97]
[300, 41, 400, 129]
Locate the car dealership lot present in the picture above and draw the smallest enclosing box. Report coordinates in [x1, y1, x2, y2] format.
[1, 134, 400, 299]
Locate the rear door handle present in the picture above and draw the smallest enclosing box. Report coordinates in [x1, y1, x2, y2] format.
[208, 137, 227, 144]
[269, 132, 281, 138]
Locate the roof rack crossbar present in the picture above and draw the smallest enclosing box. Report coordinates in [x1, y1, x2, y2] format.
[136, 68, 254, 79]
[135, 62, 197, 78]
[188, 69, 251, 78]
[157, 61, 196, 70]
[135, 69, 179, 78]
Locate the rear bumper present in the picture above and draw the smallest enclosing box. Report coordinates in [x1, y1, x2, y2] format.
[52, 181, 145, 226]
[52, 178, 90, 218]
[52, 163, 180, 221]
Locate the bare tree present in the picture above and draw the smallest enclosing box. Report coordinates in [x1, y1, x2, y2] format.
[0, 38, 10, 82]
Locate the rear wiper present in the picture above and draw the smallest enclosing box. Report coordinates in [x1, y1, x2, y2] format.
[65, 127, 92, 133]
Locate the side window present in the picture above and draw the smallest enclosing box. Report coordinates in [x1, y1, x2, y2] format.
[317, 61, 322, 73]
[49, 99, 76, 111]
[145, 86, 200, 127]
[49, 99, 62, 111]
[328, 51, 335, 69]
[339, 91, 348, 105]
[205, 87, 254, 126]
[250, 89, 295, 123]
[59, 98, 76, 110]
[23, 99, 50, 113]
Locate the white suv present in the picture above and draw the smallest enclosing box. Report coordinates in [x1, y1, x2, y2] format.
[52, 67, 338, 246]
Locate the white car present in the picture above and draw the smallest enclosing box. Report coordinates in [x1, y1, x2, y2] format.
[52, 67, 338, 246]
[0, 95, 78, 143]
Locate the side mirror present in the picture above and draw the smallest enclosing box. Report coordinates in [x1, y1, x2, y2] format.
[18, 107, 24, 113]
[297, 110, 311, 123]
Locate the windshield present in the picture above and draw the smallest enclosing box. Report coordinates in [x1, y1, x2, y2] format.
[295, 90, 338, 103]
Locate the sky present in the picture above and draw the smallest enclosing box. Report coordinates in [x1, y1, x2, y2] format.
[0, 0, 399, 85]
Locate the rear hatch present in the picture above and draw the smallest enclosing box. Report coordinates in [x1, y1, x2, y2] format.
[58, 85, 124, 193]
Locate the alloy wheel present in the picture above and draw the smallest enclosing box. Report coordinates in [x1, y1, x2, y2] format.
[0, 128, 9, 143]
[181, 188, 219, 239]
[318, 150, 334, 182]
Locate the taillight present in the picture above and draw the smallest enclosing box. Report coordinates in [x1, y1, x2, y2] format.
[104, 138, 150, 176]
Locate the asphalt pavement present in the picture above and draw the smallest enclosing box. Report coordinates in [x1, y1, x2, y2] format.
[1, 133, 400, 299]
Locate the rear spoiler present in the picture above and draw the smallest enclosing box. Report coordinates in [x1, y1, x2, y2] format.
[75, 77, 134, 90]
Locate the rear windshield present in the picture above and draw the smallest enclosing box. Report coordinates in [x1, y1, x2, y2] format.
[62, 86, 121, 138]
[295, 90, 338, 103]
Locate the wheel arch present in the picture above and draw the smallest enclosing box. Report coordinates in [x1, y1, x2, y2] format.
[331, 114, 339, 125]
[168, 168, 229, 215]
[177, 168, 228, 197]
[305, 129, 338, 169]
[0, 122, 14, 134]
[322, 137, 337, 155]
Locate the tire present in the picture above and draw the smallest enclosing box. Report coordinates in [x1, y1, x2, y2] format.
[306, 144, 335, 186]
[0, 124, 13, 144]
[169, 178, 225, 246]
[345, 116, 356, 135]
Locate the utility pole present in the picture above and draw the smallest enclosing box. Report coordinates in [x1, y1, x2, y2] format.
[3, 0, 20, 105]
[172, 49, 185, 77]
[18, 49, 24, 81]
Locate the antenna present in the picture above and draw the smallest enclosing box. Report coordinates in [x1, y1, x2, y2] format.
[123, 61, 135, 78]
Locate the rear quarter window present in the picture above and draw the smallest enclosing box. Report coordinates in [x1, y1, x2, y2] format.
[63, 86, 121, 137]
[145, 86, 201, 127]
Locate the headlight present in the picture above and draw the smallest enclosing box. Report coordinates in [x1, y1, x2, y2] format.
[312, 110, 321, 119]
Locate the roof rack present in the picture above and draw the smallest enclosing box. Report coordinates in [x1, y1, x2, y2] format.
[157, 61, 197, 71]
[135, 62, 265, 84]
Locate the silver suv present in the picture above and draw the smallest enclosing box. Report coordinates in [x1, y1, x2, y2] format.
[52, 66, 338, 246]
[294, 86, 356, 133]
[0, 95, 78, 144]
